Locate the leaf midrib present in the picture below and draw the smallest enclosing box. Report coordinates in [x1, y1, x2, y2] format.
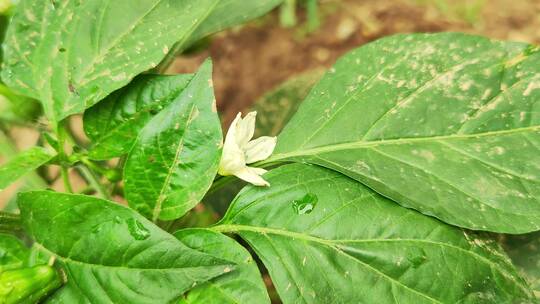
[33, 243, 229, 272]
[152, 104, 195, 222]
[269, 125, 540, 162]
[212, 224, 530, 296]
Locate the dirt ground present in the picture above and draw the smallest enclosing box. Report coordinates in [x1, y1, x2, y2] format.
[168, 0, 540, 125]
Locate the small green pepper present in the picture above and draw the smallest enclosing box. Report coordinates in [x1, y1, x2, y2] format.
[0, 265, 63, 304]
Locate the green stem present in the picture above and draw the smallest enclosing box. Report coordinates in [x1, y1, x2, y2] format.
[59, 167, 72, 193]
[109, 156, 126, 197]
[306, 0, 320, 32]
[280, 0, 297, 28]
[0, 211, 23, 232]
[76, 165, 110, 200]
[55, 120, 74, 193]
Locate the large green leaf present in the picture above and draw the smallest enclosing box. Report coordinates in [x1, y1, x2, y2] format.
[503, 231, 540, 298]
[83, 74, 193, 160]
[17, 191, 233, 303]
[1, 0, 283, 123]
[217, 164, 533, 303]
[0, 0, 218, 122]
[0, 233, 29, 272]
[124, 61, 222, 222]
[268, 33, 540, 233]
[175, 228, 270, 304]
[0, 147, 54, 191]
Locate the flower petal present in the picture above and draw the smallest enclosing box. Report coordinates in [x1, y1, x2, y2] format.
[218, 142, 245, 176]
[245, 136, 277, 164]
[224, 112, 242, 148]
[235, 111, 257, 148]
[234, 166, 270, 187]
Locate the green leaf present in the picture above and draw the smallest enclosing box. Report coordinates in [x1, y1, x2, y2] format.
[0, 147, 54, 191]
[503, 231, 540, 298]
[253, 69, 325, 137]
[269, 33, 540, 233]
[185, 0, 283, 47]
[124, 60, 222, 222]
[217, 164, 533, 303]
[17, 191, 234, 303]
[0, 233, 29, 272]
[0, 83, 42, 124]
[175, 228, 270, 304]
[0, 0, 221, 122]
[1, 0, 283, 123]
[83, 74, 193, 160]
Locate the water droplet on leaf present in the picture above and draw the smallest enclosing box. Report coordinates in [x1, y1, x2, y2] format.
[292, 193, 318, 215]
[127, 218, 150, 240]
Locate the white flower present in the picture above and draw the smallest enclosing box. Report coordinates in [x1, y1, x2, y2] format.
[218, 111, 276, 186]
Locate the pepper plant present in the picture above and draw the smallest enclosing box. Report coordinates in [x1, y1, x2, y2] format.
[1, 0, 540, 303]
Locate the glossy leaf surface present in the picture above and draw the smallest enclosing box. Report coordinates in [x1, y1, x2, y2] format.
[124, 61, 222, 221]
[0, 147, 53, 191]
[175, 228, 270, 304]
[83, 74, 193, 160]
[1, 0, 283, 122]
[219, 164, 533, 303]
[18, 191, 233, 303]
[271, 33, 540, 233]
[1, 0, 219, 122]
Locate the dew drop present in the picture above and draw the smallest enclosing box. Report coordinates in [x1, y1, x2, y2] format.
[127, 218, 150, 240]
[292, 193, 318, 215]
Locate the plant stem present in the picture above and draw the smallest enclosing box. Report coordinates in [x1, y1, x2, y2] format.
[109, 156, 126, 197]
[56, 120, 73, 193]
[76, 165, 110, 200]
[306, 0, 320, 32]
[60, 167, 73, 193]
[0, 211, 23, 232]
[280, 0, 297, 28]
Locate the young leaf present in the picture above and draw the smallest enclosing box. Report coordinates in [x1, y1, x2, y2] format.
[0, 147, 54, 191]
[0, 233, 29, 272]
[217, 164, 534, 303]
[124, 60, 222, 222]
[0, 0, 220, 122]
[175, 228, 270, 304]
[17, 191, 234, 303]
[269, 33, 540, 233]
[503, 231, 540, 298]
[83, 74, 193, 160]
